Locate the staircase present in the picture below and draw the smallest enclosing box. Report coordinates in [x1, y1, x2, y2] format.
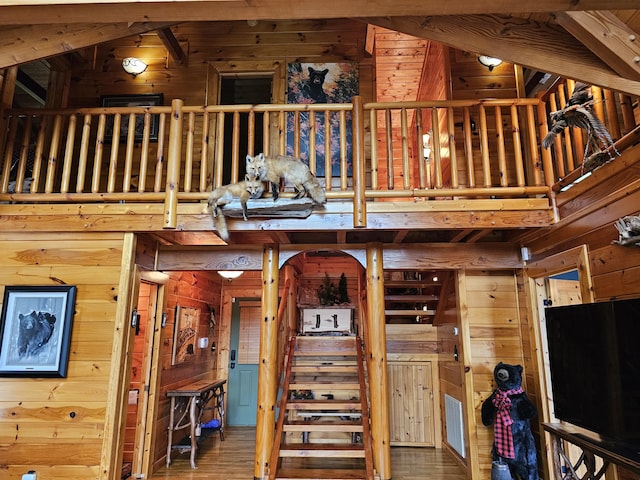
[268, 335, 375, 480]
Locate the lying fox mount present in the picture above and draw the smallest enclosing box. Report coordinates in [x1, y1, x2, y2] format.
[206, 154, 327, 240]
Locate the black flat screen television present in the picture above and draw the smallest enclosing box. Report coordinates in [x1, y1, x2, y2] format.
[545, 298, 640, 451]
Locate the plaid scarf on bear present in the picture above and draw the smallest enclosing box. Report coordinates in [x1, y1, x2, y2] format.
[492, 387, 523, 459]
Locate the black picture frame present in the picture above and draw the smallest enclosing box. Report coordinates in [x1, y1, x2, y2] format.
[0, 285, 77, 377]
[100, 93, 164, 143]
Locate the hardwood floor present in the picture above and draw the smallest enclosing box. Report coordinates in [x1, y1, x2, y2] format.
[149, 427, 467, 480]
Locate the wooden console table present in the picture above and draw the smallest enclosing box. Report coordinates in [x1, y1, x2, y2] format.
[166, 378, 226, 469]
[543, 423, 640, 479]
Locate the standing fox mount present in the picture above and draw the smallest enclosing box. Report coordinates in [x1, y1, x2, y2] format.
[206, 154, 327, 241]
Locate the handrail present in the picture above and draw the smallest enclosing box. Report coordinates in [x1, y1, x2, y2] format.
[2, 91, 636, 229]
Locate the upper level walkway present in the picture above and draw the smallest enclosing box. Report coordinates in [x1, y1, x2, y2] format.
[1, 82, 637, 246]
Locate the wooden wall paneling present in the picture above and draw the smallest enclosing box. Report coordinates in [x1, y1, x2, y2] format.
[388, 361, 436, 446]
[0, 232, 127, 480]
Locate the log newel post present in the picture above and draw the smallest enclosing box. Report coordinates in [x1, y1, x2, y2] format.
[254, 244, 280, 480]
[352, 95, 367, 228]
[164, 98, 184, 229]
[365, 243, 391, 480]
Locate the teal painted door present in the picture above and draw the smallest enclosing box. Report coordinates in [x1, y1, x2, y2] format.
[226, 299, 260, 426]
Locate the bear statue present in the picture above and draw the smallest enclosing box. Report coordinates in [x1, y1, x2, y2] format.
[481, 362, 538, 480]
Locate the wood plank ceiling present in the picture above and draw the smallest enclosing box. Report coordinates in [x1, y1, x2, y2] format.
[1, 2, 640, 95]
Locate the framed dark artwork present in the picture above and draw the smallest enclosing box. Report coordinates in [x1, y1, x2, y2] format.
[172, 305, 199, 365]
[286, 63, 359, 177]
[0, 285, 77, 377]
[100, 93, 164, 143]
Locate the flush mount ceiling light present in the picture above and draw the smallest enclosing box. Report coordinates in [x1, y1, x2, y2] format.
[218, 271, 243, 280]
[477, 55, 503, 71]
[122, 57, 148, 77]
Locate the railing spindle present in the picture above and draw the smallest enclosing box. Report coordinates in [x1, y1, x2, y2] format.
[107, 114, 121, 193]
[479, 105, 491, 187]
[153, 113, 167, 193]
[199, 112, 210, 192]
[45, 114, 63, 194]
[0, 115, 18, 193]
[431, 107, 442, 189]
[447, 107, 458, 189]
[31, 115, 48, 194]
[123, 113, 136, 193]
[510, 105, 525, 187]
[184, 111, 195, 192]
[400, 107, 410, 190]
[138, 112, 151, 192]
[370, 108, 379, 190]
[495, 106, 507, 187]
[15, 115, 33, 194]
[60, 113, 77, 193]
[416, 108, 426, 189]
[340, 110, 348, 191]
[352, 96, 366, 228]
[308, 111, 316, 174]
[214, 112, 225, 189]
[463, 107, 475, 188]
[385, 109, 393, 189]
[324, 110, 332, 191]
[525, 105, 542, 187]
[92, 114, 106, 193]
[76, 114, 92, 193]
[231, 111, 241, 182]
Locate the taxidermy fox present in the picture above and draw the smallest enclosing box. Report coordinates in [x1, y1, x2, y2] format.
[245, 153, 326, 204]
[207, 174, 264, 241]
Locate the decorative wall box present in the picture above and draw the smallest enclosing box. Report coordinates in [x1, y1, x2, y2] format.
[301, 307, 353, 334]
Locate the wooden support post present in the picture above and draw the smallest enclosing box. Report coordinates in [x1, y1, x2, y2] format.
[255, 244, 280, 480]
[352, 96, 367, 228]
[365, 243, 391, 480]
[164, 98, 183, 229]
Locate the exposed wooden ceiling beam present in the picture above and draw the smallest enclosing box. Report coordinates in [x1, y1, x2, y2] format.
[555, 10, 640, 81]
[0, 22, 175, 69]
[363, 14, 640, 96]
[156, 27, 187, 65]
[1, 1, 638, 25]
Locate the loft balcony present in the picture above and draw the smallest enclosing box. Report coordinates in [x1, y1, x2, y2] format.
[1, 83, 638, 245]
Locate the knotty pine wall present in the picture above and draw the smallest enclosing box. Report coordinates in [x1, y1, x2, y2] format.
[67, 20, 373, 109]
[151, 269, 221, 471]
[455, 270, 532, 479]
[0, 232, 129, 479]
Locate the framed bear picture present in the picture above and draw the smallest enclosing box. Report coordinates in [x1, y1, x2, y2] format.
[0, 285, 77, 377]
[286, 62, 359, 177]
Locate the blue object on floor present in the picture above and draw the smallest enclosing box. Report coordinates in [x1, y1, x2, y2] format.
[202, 418, 220, 429]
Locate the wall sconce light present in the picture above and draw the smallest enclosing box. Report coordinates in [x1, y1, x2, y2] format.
[477, 55, 503, 71]
[422, 132, 432, 159]
[218, 271, 243, 280]
[122, 57, 148, 77]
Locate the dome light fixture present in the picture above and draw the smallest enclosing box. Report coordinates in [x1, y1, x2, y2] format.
[477, 55, 503, 71]
[122, 57, 148, 77]
[218, 270, 243, 280]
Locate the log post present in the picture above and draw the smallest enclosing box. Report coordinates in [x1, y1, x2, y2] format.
[164, 98, 184, 229]
[352, 95, 367, 228]
[254, 244, 280, 480]
[365, 243, 391, 480]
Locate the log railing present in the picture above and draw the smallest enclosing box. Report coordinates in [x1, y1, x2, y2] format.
[1, 92, 636, 229]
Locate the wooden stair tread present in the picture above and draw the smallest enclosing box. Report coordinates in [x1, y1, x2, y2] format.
[280, 443, 365, 458]
[274, 468, 368, 479]
[292, 365, 357, 373]
[284, 422, 364, 432]
[290, 382, 360, 389]
[287, 400, 361, 410]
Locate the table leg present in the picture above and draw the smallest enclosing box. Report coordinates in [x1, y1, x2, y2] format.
[189, 396, 197, 469]
[166, 397, 176, 467]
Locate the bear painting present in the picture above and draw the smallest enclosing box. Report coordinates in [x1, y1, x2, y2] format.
[17, 310, 57, 358]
